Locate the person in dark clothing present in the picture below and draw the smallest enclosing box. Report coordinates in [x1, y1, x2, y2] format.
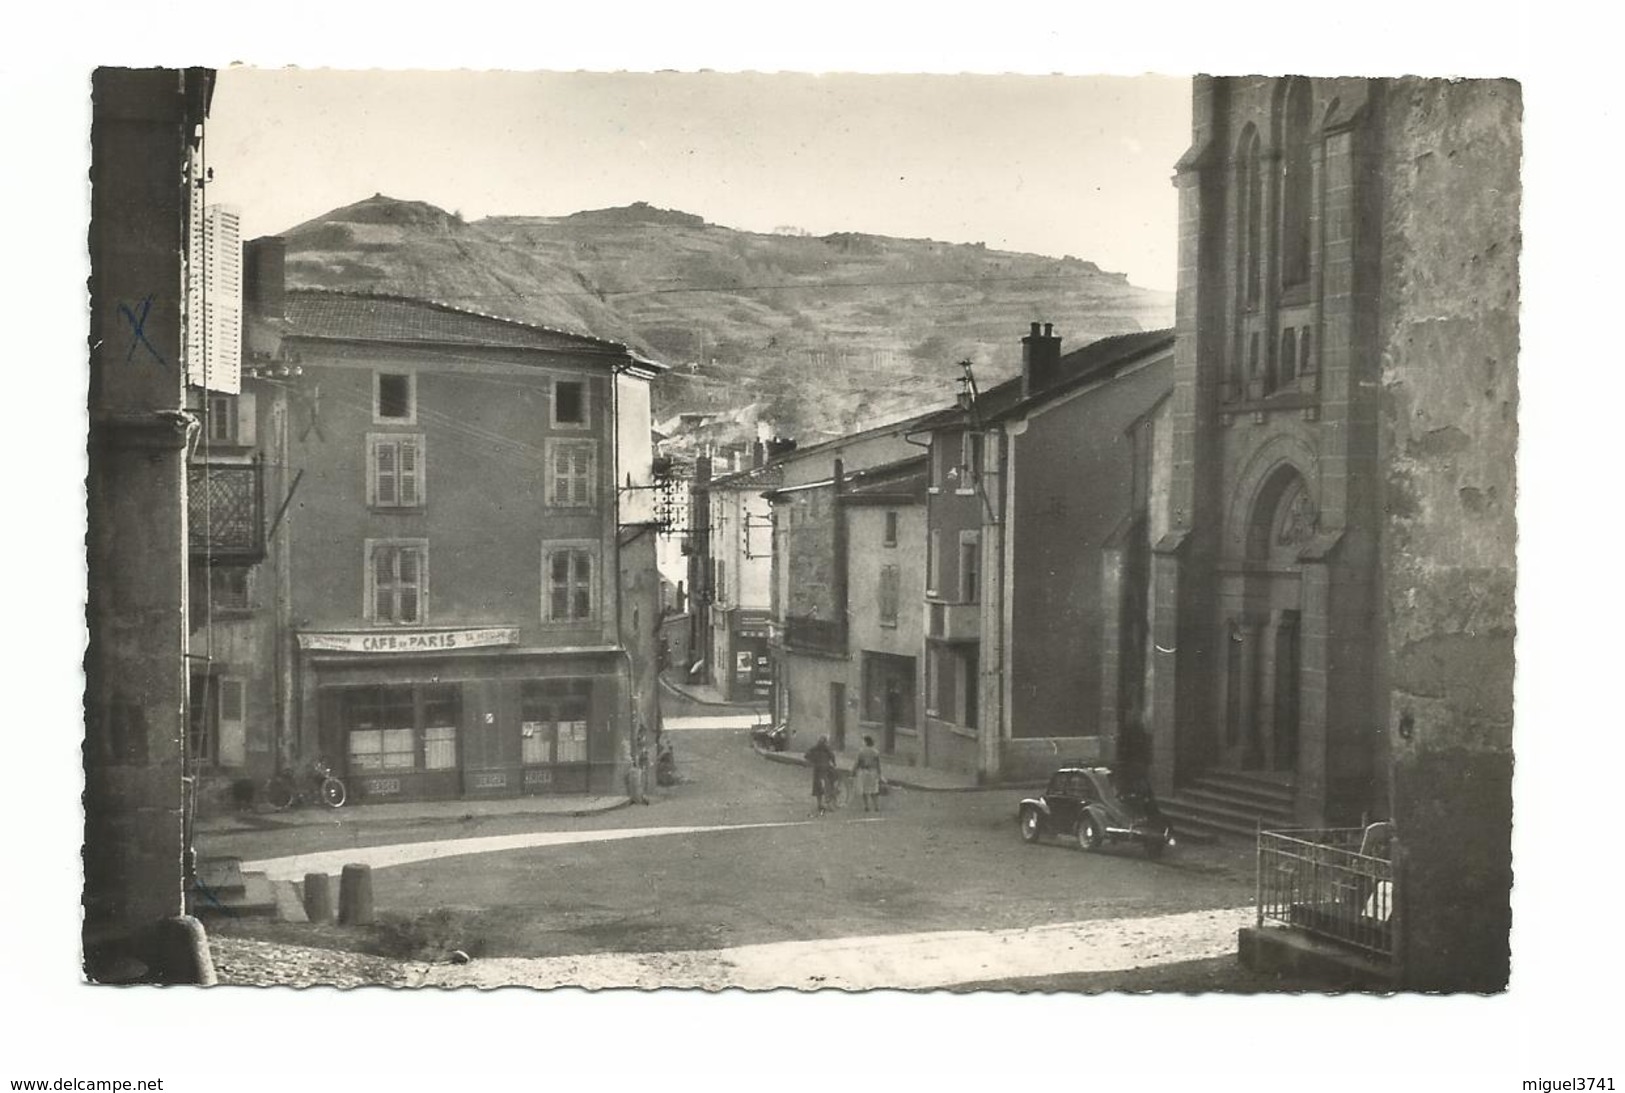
[804, 735, 838, 815]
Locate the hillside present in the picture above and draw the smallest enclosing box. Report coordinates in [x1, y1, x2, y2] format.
[279, 195, 1173, 438]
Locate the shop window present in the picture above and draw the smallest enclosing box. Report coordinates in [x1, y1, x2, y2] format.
[422, 684, 461, 771]
[546, 439, 597, 507]
[521, 680, 592, 765]
[544, 543, 596, 622]
[552, 379, 588, 427]
[878, 565, 900, 627]
[368, 540, 428, 624]
[343, 685, 417, 772]
[375, 372, 415, 423]
[369, 434, 425, 508]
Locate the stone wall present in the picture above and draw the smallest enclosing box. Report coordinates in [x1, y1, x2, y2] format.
[1379, 77, 1520, 992]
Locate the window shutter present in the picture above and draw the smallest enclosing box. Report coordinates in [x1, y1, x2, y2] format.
[399, 438, 420, 506]
[372, 546, 392, 620]
[376, 441, 397, 506]
[236, 391, 257, 447]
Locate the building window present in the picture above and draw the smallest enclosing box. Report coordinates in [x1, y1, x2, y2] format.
[544, 543, 596, 622]
[552, 379, 589, 428]
[422, 684, 461, 771]
[1280, 77, 1315, 294]
[1279, 328, 1298, 387]
[369, 434, 425, 508]
[958, 432, 984, 491]
[927, 529, 941, 595]
[206, 393, 237, 444]
[374, 372, 416, 424]
[878, 565, 900, 627]
[546, 439, 597, 508]
[343, 685, 419, 772]
[959, 532, 981, 603]
[368, 540, 428, 624]
[521, 680, 592, 764]
[209, 565, 251, 611]
[961, 646, 979, 730]
[1239, 127, 1264, 309]
[883, 510, 899, 547]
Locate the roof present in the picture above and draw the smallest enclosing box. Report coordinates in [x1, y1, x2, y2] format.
[918, 328, 1174, 430]
[280, 289, 666, 371]
[765, 454, 929, 501]
[708, 461, 787, 491]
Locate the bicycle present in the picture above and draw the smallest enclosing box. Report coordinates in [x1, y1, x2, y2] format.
[264, 757, 347, 810]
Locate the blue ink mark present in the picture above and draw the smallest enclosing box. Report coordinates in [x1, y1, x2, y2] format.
[118, 295, 165, 366]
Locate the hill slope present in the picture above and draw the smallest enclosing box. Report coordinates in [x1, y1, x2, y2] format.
[280, 195, 1173, 437]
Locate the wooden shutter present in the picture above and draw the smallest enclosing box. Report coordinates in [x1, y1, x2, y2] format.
[375, 441, 397, 506]
[399, 437, 420, 506]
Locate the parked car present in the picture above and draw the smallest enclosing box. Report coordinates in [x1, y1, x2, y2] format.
[1017, 764, 1175, 858]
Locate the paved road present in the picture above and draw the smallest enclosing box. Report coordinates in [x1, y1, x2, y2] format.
[202, 723, 1259, 987]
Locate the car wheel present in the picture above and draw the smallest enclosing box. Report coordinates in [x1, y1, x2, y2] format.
[1076, 814, 1104, 852]
[1019, 808, 1042, 844]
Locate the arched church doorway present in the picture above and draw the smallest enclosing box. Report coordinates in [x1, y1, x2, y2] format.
[1220, 464, 1311, 773]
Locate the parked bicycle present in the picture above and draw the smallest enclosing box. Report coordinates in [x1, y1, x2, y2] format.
[264, 757, 347, 810]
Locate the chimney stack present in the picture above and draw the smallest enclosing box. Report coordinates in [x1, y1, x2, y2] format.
[243, 236, 286, 321]
[1021, 321, 1064, 398]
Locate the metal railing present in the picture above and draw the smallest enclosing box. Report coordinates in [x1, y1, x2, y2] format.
[1257, 825, 1395, 961]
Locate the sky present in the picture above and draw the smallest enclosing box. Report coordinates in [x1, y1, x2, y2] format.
[206, 69, 1191, 290]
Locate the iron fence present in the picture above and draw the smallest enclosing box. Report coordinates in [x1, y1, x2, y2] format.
[1256, 825, 1395, 961]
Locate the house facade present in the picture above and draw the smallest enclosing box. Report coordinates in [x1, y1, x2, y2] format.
[702, 460, 783, 704]
[185, 237, 665, 806]
[918, 326, 1176, 781]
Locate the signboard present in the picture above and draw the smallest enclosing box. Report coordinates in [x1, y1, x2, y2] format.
[299, 627, 520, 654]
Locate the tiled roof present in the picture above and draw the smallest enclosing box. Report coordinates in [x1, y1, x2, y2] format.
[281, 289, 649, 361]
[709, 462, 787, 490]
[844, 455, 929, 501]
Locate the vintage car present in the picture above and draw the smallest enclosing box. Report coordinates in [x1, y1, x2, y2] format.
[1018, 764, 1176, 858]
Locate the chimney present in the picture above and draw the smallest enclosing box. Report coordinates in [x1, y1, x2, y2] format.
[1021, 321, 1064, 398]
[695, 454, 713, 487]
[243, 236, 286, 321]
[753, 440, 766, 469]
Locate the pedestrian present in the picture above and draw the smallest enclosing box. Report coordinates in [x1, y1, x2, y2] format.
[620, 736, 648, 806]
[853, 734, 883, 813]
[804, 735, 837, 815]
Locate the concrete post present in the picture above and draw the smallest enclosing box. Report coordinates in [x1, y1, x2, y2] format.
[303, 871, 334, 923]
[338, 863, 375, 925]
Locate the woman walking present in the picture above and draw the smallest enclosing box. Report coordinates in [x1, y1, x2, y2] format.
[853, 735, 883, 813]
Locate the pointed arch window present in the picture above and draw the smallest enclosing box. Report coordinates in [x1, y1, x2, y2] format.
[1239, 127, 1264, 309]
[1280, 77, 1314, 293]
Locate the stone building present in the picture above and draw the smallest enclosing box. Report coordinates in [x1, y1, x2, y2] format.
[1158, 76, 1518, 988]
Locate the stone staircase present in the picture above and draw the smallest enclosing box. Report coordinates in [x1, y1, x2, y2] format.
[1161, 770, 1298, 842]
[189, 857, 305, 922]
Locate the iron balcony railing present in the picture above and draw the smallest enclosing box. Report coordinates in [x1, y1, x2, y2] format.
[1257, 825, 1395, 961]
[782, 615, 847, 655]
[188, 459, 265, 563]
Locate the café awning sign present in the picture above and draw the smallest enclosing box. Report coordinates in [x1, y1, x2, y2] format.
[298, 627, 520, 654]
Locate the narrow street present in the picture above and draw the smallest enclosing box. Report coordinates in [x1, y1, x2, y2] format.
[200, 689, 1275, 989]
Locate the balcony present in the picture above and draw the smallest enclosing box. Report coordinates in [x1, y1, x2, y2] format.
[927, 600, 980, 643]
[782, 615, 847, 656]
[188, 459, 265, 563]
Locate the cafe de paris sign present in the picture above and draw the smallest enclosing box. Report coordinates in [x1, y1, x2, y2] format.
[297, 627, 520, 654]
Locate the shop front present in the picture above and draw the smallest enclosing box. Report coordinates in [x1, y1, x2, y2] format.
[296, 629, 627, 802]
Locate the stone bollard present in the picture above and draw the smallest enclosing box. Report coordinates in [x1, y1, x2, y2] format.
[153, 915, 218, 986]
[338, 863, 375, 926]
[304, 871, 335, 923]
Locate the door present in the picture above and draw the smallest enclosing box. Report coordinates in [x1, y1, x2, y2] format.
[829, 681, 846, 751]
